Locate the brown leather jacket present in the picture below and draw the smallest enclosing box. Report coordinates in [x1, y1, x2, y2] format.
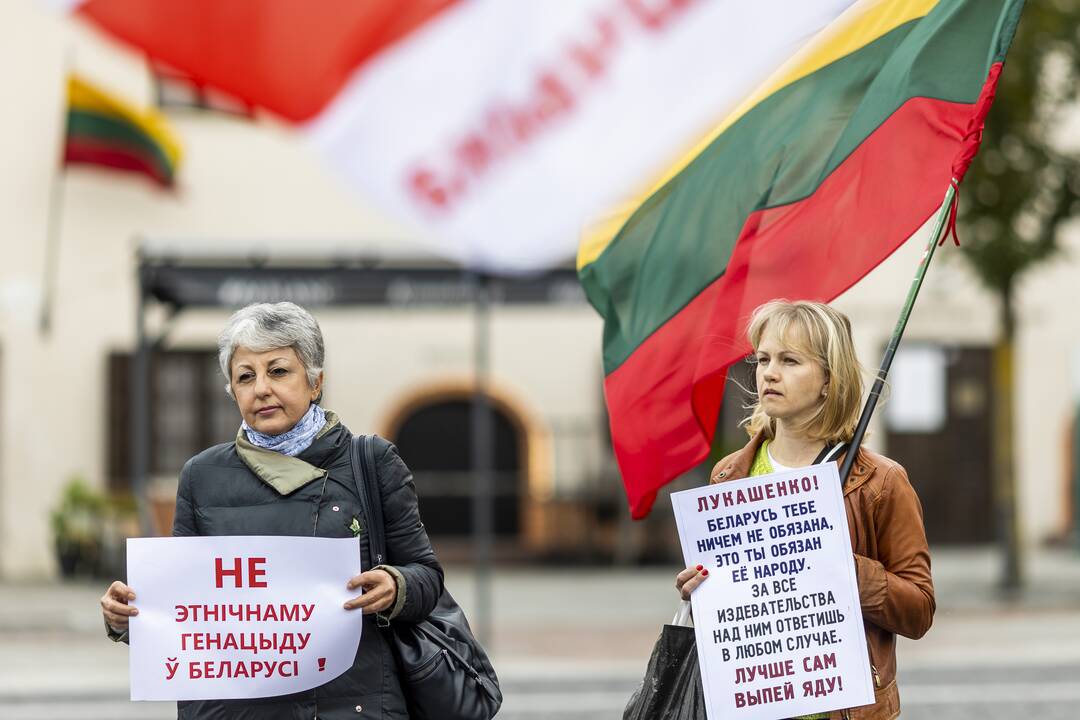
[710, 434, 935, 720]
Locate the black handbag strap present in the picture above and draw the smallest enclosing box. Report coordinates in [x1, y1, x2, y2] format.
[350, 437, 500, 702]
[349, 434, 386, 566]
[814, 442, 850, 485]
[813, 442, 848, 466]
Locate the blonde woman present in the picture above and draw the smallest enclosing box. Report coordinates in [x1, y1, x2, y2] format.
[675, 300, 934, 720]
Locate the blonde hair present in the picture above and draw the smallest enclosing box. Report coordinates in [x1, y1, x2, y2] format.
[742, 300, 864, 443]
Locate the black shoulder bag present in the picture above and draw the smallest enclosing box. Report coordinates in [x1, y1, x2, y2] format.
[348, 435, 502, 720]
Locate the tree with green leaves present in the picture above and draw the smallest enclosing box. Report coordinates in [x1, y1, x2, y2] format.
[960, 1, 1080, 589]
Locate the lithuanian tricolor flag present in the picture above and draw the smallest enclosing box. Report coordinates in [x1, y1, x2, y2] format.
[65, 74, 182, 187]
[579, 0, 1024, 518]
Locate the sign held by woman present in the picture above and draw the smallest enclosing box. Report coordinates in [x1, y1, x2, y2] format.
[671, 462, 874, 719]
[126, 536, 362, 701]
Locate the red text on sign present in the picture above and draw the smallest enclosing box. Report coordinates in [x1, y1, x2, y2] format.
[215, 557, 268, 589]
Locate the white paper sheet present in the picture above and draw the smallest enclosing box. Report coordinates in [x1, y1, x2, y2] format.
[671, 462, 874, 720]
[127, 536, 362, 701]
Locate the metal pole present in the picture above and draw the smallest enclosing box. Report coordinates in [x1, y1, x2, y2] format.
[471, 273, 494, 647]
[40, 50, 73, 336]
[132, 261, 154, 536]
[838, 182, 957, 483]
[38, 166, 66, 335]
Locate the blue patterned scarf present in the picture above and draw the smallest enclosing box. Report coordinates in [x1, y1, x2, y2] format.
[242, 403, 326, 457]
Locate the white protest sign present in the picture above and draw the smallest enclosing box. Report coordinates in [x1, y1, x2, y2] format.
[671, 462, 874, 720]
[127, 536, 362, 701]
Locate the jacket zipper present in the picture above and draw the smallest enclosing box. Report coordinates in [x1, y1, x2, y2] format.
[311, 472, 329, 535]
[408, 648, 446, 682]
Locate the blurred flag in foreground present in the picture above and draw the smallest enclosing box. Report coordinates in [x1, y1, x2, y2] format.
[578, 0, 1024, 518]
[62, 0, 861, 269]
[64, 74, 182, 187]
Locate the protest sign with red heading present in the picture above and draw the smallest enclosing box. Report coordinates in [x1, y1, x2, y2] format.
[127, 536, 362, 701]
[671, 462, 874, 720]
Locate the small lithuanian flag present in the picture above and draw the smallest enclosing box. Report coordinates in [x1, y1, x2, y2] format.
[64, 74, 182, 187]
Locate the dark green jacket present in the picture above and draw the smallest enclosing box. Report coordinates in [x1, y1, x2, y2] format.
[170, 414, 443, 719]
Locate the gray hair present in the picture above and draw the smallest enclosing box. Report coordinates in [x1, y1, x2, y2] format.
[218, 302, 324, 399]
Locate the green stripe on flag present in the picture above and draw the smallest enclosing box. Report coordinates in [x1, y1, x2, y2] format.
[581, 0, 1018, 375]
[67, 109, 175, 179]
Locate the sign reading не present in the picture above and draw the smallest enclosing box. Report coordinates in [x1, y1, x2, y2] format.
[127, 536, 361, 701]
[671, 462, 874, 720]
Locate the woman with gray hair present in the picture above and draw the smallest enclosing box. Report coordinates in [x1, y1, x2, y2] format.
[100, 301, 445, 719]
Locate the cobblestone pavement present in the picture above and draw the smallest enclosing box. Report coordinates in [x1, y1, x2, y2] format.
[2, 546, 1079, 719]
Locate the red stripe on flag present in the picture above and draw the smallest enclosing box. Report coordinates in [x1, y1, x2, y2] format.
[65, 139, 172, 187]
[607, 94, 976, 518]
[77, 0, 460, 123]
[603, 279, 735, 519]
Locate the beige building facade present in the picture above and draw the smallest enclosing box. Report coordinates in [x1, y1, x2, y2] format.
[1, 2, 1077, 578]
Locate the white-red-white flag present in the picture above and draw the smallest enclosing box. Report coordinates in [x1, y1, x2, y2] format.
[65, 0, 858, 270]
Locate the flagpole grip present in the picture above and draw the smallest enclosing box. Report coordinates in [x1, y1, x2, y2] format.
[838, 182, 957, 483]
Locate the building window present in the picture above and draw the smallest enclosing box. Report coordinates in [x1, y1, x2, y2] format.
[152, 62, 255, 117]
[107, 350, 240, 492]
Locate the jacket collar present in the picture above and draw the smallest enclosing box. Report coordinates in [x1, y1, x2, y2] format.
[714, 431, 874, 495]
[235, 409, 342, 495]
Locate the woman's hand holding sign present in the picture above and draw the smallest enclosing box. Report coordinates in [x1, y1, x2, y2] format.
[675, 564, 709, 601]
[344, 569, 397, 614]
[101, 580, 138, 631]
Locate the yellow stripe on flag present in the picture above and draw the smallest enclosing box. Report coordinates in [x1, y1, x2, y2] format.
[577, 0, 940, 271]
[68, 74, 184, 168]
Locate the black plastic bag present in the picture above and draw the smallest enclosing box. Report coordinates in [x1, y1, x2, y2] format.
[624, 623, 707, 720]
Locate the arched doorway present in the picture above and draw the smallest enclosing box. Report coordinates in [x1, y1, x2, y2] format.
[381, 382, 549, 555]
[393, 398, 521, 538]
